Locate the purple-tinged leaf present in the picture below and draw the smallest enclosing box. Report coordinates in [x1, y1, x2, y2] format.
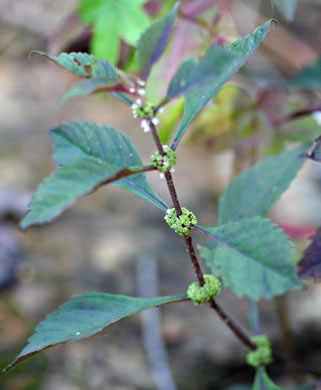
[298, 227, 321, 281]
[136, 3, 178, 81]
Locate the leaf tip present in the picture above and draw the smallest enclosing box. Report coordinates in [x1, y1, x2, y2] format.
[28, 50, 44, 61]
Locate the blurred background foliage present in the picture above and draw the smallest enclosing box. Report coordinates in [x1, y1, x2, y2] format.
[0, 1, 321, 389]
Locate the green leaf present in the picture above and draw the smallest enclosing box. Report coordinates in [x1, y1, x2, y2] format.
[30, 51, 96, 77]
[273, 0, 297, 21]
[136, 3, 178, 81]
[20, 121, 168, 229]
[195, 217, 302, 301]
[51, 121, 167, 210]
[91, 13, 121, 63]
[6, 292, 186, 371]
[252, 367, 284, 390]
[20, 158, 146, 230]
[170, 20, 273, 149]
[167, 47, 234, 98]
[218, 146, 306, 225]
[61, 59, 119, 102]
[290, 55, 321, 90]
[79, 0, 150, 63]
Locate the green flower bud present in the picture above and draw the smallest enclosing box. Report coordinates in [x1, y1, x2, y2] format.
[165, 207, 197, 235]
[187, 275, 221, 305]
[151, 146, 176, 173]
[246, 335, 272, 368]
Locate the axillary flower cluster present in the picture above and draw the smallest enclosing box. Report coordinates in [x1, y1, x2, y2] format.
[187, 275, 221, 305]
[151, 145, 176, 179]
[129, 81, 163, 133]
[164, 207, 197, 235]
[246, 335, 272, 368]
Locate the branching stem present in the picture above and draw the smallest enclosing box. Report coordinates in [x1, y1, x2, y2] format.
[149, 121, 256, 351]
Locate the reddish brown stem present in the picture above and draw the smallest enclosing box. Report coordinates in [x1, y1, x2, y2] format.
[209, 299, 256, 350]
[147, 120, 257, 351]
[183, 235, 205, 285]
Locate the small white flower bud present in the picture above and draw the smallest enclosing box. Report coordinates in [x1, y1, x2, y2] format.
[138, 88, 146, 96]
[151, 117, 159, 125]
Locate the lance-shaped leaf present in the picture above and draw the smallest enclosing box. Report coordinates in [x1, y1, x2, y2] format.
[6, 292, 186, 371]
[218, 146, 306, 225]
[272, 0, 297, 21]
[298, 227, 321, 281]
[136, 3, 178, 81]
[170, 20, 273, 149]
[252, 367, 284, 390]
[30, 51, 96, 77]
[194, 217, 302, 301]
[290, 55, 321, 90]
[20, 121, 168, 229]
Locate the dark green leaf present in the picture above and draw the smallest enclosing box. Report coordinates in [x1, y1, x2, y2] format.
[136, 3, 178, 80]
[20, 121, 168, 229]
[170, 20, 273, 149]
[50, 121, 168, 211]
[167, 46, 233, 98]
[290, 55, 321, 90]
[273, 0, 297, 21]
[20, 158, 146, 230]
[6, 292, 186, 371]
[218, 147, 306, 225]
[195, 217, 302, 300]
[30, 51, 96, 77]
[62, 78, 118, 102]
[79, 0, 150, 62]
[62, 59, 120, 102]
[252, 367, 284, 390]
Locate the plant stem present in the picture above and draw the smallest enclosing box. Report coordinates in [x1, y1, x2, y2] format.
[150, 120, 165, 156]
[148, 121, 256, 351]
[209, 299, 256, 350]
[183, 235, 205, 285]
[164, 171, 182, 216]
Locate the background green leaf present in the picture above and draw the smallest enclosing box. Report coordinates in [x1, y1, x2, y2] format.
[195, 217, 302, 300]
[6, 292, 186, 371]
[136, 4, 178, 80]
[218, 147, 306, 225]
[79, 0, 150, 62]
[170, 20, 273, 149]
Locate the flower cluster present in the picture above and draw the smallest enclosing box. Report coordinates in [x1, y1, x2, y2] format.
[187, 275, 221, 305]
[130, 100, 161, 133]
[151, 145, 176, 175]
[164, 207, 197, 235]
[246, 335, 272, 368]
[128, 79, 146, 96]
